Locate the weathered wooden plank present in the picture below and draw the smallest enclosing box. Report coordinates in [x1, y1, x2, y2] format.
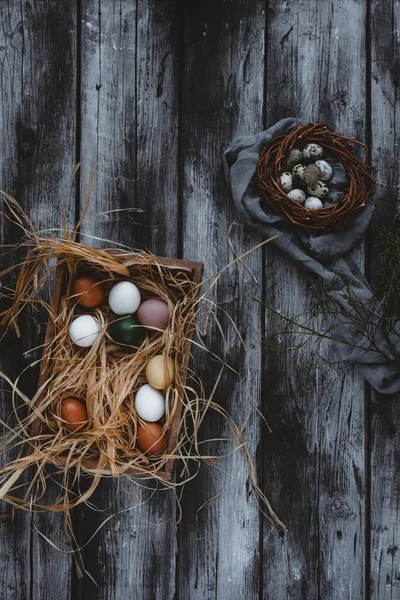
[0, 7, 31, 599]
[77, 2, 180, 598]
[1, 2, 77, 599]
[178, 2, 265, 598]
[262, 1, 367, 598]
[17, 2, 78, 599]
[369, 1, 400, 597]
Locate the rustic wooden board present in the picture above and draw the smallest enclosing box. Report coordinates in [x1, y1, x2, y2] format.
[1, 2, 77, 599]
[75, 1, 180, 598]
[369, 1, 400, 597]
[1, 1, 400, 598]
[0, 6, 31, 600]
[178, 2, 265, 598]
[262, 1, 367, 598]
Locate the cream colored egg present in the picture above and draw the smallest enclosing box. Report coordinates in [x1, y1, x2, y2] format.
[145, 355, 175, 390]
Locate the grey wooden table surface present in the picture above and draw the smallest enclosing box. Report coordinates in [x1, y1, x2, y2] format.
[0, 1, 399, 599]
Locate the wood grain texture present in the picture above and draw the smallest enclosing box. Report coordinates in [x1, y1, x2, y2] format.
[178, 2, 265, 598]
[369, 1, 400, 597]
[1, 1, 400, 598]
[79, 0, 136, 244]
[0, 5, 31, 600]
[76, 2, 180, 598]
[1, 2, 77, 599]
[262, 1, 367, 598]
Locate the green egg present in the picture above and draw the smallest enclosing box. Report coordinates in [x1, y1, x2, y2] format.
[108, 316, 146, 348]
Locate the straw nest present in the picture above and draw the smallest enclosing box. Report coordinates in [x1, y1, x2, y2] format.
[0, 239, 203, 509]
[257, 122, 376, 231]
[0, 193, 284, 531]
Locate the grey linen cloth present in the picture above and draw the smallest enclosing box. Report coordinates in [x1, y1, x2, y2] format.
[223, 117, 400, 395]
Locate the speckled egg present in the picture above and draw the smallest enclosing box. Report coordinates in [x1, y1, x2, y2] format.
[303, 143, 323, 162]
[280, 172, 293, 192]
[292, 164, 306, 182]
[307, 181, 329, 198]
[315, 159, 333, 181]
[286, 148, 303, 169]
[303, 164, 321, 187]
[305, 197, 323, 210]
[287, 189, 306, 204]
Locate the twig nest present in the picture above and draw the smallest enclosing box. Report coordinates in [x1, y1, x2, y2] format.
[292, 163, 306, 182]
[286, 148, 303, 169]
[315, 159, 333, 181]
[303, 143, 323, 162]
[305, 197, 323, 210]
[287, 189, 306, 204]
[257, 122, 376, 231]
[303, 164, 321, 187]
[280, 172, 293, 192]
[307, 181, 329, 198]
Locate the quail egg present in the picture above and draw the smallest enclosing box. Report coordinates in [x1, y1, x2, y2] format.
[292, 164, 306, 182]
[303, 143, 323, 162]
[286, 148, 303, 169]
[288, 189, 306, 204]
[307, 181, 329, 198]
[315, 159, 333, 181]
[303, 164, 321, 187]
[280, 172, 293, 192]
[305, 197, 323, 210]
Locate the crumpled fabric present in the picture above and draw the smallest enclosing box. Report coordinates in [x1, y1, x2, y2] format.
[223, 117, 400, 395]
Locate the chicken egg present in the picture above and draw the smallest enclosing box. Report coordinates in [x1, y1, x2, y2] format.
[135, 384, 165, 422]
[109, 281, 141, 315]
[69, 315, 101, 347]
[137, 298, 171, 330]
[60, 398, 88, 432]
[136, 422, 166, 455]
[146, 355, 175, 390]
[108, 316, 146, 348]
[72, 276, 105, 308]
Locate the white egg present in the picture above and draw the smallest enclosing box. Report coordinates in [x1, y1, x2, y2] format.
[315, 159, 333, 181]
[305, 197, 323, 210]
[307, 181, 329, 198]
[280, 171, 293, 192]
[135, 384, 165, 422]
[287, 188, 306, 204]
[69, 315, 100, 347]
[109, 281, 141, 315]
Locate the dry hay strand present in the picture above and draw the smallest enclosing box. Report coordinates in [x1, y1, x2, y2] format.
[0, 192, 285, 534]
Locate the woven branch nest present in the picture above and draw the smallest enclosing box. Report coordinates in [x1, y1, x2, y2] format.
[257, 122, 376, 231]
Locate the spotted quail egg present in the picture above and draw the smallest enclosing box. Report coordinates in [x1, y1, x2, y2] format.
[307, 181, 329, 198]
[305, 197, 323, 210]
[292, 164, 306, 182]
[303, 164, 321, 187]
[303, 143, 323, 162]
[280, 171, 293, 192]
[315, 159, 333, 181]
[288, 189, 306, 204]
[286, 149, 303, 169]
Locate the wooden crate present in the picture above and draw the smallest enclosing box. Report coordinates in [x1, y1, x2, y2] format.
[31, 250, 203, 480]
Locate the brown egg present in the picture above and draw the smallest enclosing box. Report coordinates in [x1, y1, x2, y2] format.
[137, 298, 170, 330]
[72, 276, 105, 308]
[60, 398, 88, 432]
[136, 422, 166, 455]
